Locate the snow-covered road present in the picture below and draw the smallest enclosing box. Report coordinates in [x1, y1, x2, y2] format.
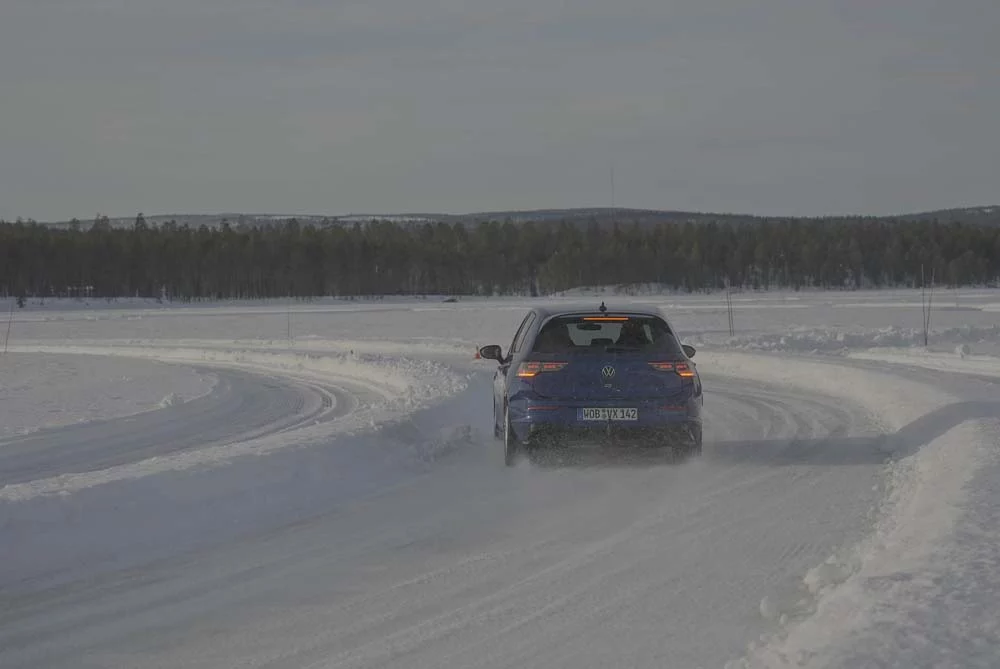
[0, 365, 351, 485]
[0, 373, 884, 669]
[1, 292, 997, 668]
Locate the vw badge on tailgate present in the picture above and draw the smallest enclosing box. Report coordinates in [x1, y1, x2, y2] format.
[601, 365, 616, 379]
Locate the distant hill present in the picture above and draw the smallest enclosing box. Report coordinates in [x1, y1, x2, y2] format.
[31, 205, 1000, 230]
[888, 206, 1000, 223]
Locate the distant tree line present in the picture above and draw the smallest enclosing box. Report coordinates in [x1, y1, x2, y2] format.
[2, 214, 1000, 301]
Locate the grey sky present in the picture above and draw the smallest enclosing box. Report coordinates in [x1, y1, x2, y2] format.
[1, 0, 997, 221]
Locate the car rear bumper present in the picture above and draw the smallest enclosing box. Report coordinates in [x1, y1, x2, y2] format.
[521, 422, 701, 447]
[508, 398, 701, 445]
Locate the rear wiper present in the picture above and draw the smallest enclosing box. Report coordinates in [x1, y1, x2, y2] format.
[603, 345, 641, 353]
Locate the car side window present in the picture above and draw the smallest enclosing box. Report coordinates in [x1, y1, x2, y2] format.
[512, 313, 536, 354]
[507, 312, 535, 359]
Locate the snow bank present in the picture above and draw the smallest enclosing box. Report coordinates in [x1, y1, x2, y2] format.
[691, 324, 1000, 355]
[0, 343, 468, 501]
[6, 343, 465, 411]
[849, 347, 1000, 379]
[734, 421, 998, 668]
[0, 401, 453, 503]
[707, 352, 997, 668]
[59, 336, 476, 360]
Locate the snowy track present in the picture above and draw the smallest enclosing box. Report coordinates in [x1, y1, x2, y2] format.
[2, 294, 998, 668]
[0, 343, 463, 501]
[0, 371, 889, 669]
[0, 367, 348, 485]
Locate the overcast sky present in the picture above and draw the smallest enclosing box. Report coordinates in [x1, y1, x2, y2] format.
[1, 0, 997, 221]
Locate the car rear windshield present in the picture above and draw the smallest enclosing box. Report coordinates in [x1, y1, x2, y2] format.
[531, 316, 684, 355]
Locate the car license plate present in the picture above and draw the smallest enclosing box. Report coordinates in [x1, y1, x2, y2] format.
[579, 407, 638, 421]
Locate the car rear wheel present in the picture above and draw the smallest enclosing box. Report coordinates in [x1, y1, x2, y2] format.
[503, 403, 518, 466]
[493, 402, 502, 440]
[678, 424, 703, 459]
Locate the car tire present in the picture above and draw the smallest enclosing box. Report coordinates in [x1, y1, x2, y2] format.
[493, 402, 503, 440]
[503, 403, 518, 467]
[679, 424, 703, 459]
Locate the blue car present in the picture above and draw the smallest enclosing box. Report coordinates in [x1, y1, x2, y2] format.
[478, 302, 704, 466]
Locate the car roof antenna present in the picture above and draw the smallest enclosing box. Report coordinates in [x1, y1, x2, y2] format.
[599, 301, 607, 313]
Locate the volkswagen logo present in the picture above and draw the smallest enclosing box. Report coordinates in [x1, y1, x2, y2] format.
[601, 365, 616, 379]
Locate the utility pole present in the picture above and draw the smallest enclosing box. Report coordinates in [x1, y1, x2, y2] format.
[921, 264, 935, 347]
[725, 278, 735, 336]
[3, 301, 13, 354]
[610, 164, 616, 227]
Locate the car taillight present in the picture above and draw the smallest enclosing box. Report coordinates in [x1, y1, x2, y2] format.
[516, 362, 568, 378]
[649, 361, 696, 378]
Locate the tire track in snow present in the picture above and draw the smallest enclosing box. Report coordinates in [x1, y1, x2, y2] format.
[0, 373, 891, 669]
[0, 369, 340, 485]
[0, 343, 463, 499]
[229, 378, 883, 669]
[0, 368, 363, 488]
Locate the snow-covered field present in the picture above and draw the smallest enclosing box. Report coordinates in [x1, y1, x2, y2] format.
[0, 353, 215, 439]
[0, 290, 998, 668]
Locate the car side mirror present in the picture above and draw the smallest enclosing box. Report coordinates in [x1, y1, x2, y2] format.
[682, 344, 696, 359]
[478, 344, 503, 362]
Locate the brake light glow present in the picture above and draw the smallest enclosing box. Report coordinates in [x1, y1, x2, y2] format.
[516, 362, 568, 378]
[649, 361, 696, 378]
[582, 316, 629, 322]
